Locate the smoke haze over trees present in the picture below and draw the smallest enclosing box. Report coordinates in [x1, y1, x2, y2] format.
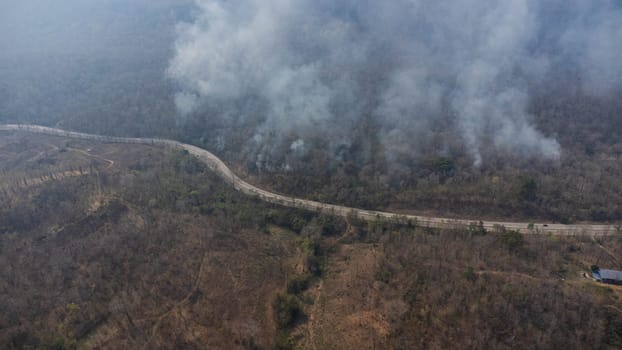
[0, 0, 621, 180]
[168, 0, 622, 167]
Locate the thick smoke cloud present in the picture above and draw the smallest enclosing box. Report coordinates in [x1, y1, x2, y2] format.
[168, 0, 622, 167]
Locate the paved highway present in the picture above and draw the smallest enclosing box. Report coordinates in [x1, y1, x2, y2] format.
[1, 124, 619, 236]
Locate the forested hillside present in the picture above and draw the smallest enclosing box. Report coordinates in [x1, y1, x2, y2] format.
[206, 88, 622, 223]
[1, 1, 621, 224]
[1, 133, 621, 349]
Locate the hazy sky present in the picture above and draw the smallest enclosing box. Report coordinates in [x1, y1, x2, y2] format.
[0, 0, 193, 130]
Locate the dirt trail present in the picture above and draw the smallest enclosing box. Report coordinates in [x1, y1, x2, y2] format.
[67, 147, 115, 169]
[1, 124, 619, 236]
[306, 280, 324, 350]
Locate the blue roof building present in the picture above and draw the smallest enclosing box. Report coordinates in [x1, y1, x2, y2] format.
[592, 268, 622, 285]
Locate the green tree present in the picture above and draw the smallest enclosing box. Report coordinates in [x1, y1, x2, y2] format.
[274, 294, 303, 329]
[502, 230, 524, 252]
[463, 266, 477, 281]
[518, 177, 537, 202]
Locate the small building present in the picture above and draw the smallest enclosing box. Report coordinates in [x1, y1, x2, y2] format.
[592, 268, 622, 285]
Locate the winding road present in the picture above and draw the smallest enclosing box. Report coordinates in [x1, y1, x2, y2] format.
[1, 124, 619, 236]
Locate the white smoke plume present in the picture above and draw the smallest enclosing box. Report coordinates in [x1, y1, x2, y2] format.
[168, 0, 622, 167]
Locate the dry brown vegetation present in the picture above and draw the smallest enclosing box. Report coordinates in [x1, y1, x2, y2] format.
[196, 91, 622, 225]
[295, 230, 622, 349]
[0, 133, 303, 349]
[1, 133, 621, 349]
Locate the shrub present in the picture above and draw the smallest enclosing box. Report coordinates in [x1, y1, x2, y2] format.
[286, 274, 312, 295]
[273, 334, 295, 350]
[502, 230, 524, 252]
[518, 177, 538, 202]
[468, 221, 487, 236]
[375, 268, 392, 284]
[463, 266, 477, 281]
[274, 294, 303, 329]
[317, 215, 346, 236]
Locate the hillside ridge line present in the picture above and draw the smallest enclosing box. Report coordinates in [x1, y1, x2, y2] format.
[1, 124, 618, 236]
